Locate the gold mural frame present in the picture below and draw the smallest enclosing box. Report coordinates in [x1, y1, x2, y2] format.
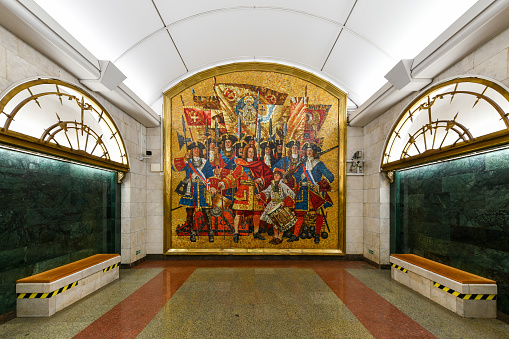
[163, 62, 347, 255]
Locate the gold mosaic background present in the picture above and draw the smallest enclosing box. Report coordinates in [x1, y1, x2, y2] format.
[163, 65, 346, 255]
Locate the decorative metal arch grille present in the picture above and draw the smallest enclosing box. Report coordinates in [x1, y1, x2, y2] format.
[0, 78, 129, 172]
[382, 77, 509, 171]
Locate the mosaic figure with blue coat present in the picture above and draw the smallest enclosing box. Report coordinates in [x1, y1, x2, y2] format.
[274, 140, 302, 189]
[287, 142, 334, 244]
[215, 134, 239, 203]
[173, 142, 216, 243]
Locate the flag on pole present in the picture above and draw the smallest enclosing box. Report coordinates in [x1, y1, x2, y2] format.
[184, 107, 211, 126]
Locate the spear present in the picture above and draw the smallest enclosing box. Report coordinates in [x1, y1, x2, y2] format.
[181, 115, 189, 151]
[236, 117, 242, 141]
[257, 118, 262, 160]
[283, 122, 287, 171]
[214, 119, 219, 142]
[213, 119, 220, 169]
[269, 118, 273, 142]
[255, 91, 260, 159]
[204, 115, 211, 161]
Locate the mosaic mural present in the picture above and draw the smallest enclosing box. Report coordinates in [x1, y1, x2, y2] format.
[164, 67, 346, 253]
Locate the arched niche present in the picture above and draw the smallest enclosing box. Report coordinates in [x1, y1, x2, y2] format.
[382, 77, 509, 174]
[0, 78, 129, 177]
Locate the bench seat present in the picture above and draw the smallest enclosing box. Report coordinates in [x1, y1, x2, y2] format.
[390, 254, 497, 318]
[16, 254, 121, 317]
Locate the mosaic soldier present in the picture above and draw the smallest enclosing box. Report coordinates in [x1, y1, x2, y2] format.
[213, 144, 273, 243]
[274, 140, 301, 188]
[273, 139, 284, 162]
[173, 142, 216, 243]
[256, 168, 296, 245]
[219, 134, 238, 170]
[259, 140, 278, 236]
[287, 142, 334, 244]
[260, 140, 277, 169]
[206, 138, 225, 170]
[240, 136, 258, 162]
[235, 139, 248, 158]
[215, 134, 239, 203]
[244, 135, 257, 149]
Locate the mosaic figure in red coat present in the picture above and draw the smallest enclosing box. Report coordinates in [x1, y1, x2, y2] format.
[213, 144, 273, 243]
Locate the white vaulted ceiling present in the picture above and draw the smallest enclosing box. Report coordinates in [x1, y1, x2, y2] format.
[2, 0, 509, 127]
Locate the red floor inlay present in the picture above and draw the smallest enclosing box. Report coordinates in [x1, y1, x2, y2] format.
[74, 260, 436, 338]
[314, 266, 437, 339]
[73, 266, 195, 339]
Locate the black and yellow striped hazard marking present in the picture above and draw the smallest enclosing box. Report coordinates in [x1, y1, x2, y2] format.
[391, 263, 408, 273]
[433, 282, 497, 300]
[103, 262, 119, 273]
[17, 281, 78, 299]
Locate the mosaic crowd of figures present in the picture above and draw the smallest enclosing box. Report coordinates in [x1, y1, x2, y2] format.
[172, 79, 337, 246]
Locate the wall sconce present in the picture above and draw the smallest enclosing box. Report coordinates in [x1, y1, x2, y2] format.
[347, 151, 364, 175]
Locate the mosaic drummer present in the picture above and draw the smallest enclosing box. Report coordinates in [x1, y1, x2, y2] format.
[256, 168, 296, 245]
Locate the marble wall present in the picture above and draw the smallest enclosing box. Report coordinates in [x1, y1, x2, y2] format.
[1, 15, 508, 274]
[346, 126, 364, 254]
[145, 125, 164, 255]
[392, 148, 509, 315]
[0, 24, 148, 266]
[0, 147, 119, 316]
[363, 25, 509, 265]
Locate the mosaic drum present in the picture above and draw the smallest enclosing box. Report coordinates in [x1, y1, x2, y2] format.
[210, 193, 232, 216]
[267, 204, 297, 231]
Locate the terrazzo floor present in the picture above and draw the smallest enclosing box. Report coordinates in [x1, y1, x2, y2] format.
[0, 260, 508, 338]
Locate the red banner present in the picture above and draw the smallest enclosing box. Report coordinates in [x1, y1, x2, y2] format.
[184, 107, 211, 126]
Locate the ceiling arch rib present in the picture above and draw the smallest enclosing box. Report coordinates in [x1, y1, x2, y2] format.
[115, 6, 394, 68]
[152, 1, 356, 28]
[31, 0, 482, 121]
[114, 6, 397, 109]
[115, 30, 188, 108]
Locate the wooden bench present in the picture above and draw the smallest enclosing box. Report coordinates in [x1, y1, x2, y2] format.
[390, 254, 497, 318]
[16, 254, 121, 317]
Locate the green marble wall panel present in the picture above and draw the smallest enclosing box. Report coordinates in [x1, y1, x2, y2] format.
[391, 148, 509, 315]
[0, 147, 120, 316]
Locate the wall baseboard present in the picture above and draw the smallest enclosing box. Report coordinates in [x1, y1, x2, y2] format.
[0, 310, 15, 325]
[363, 256, 391, 269]
[135, 253, 366, 262]
[120, 256, 148, 269]
[498, 311, 509, 324]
